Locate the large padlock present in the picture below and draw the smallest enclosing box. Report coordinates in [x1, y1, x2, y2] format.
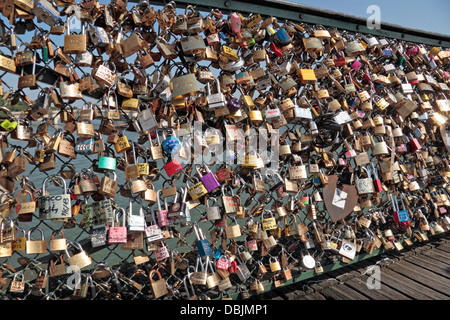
[65, 241, 92, 270]
[63, 19, 87, 54]
[108, 208, 128, 244]
[193, 222, 212, 256]
[26, 227, 47, 254]
[50, 230, 67, 252]
[225, 216, 241, 239]
[38, 175, 71, 221]
[187, 177, 207, 201]
[196, 164, 220, 192]
[261, 210, 277, 231]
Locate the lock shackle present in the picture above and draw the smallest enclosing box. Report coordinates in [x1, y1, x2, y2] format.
[27, 226, 44, 241]
[183, 274, 196, 299]
[228, 215, 238, 226]
[207, 197, 217, 207]
[13, 273, 24, 282]
[253, 170, 263, 180]
[195, 255, 206, 272]
[221, 184, 234, 197]
[42, 175, 67, 196]
[16, 189, 33, 203]
[156, 189, 167, 211]
[51, 230, 65, 240]
[64, 241, 85, 258]
[0, 217, 14, 229]
[114, 207, 127, 226]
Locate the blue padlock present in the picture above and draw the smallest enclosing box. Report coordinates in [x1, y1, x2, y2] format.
[213, 247, 223, 259]
[272, 29, 292, 47]
[161, 129, 181, 155]
[193, 222, 212, 256]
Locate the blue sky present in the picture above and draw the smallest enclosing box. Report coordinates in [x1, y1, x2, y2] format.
[289, 0, 450, 35]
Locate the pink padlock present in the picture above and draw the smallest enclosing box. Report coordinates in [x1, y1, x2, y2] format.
[351, 60, 362, 71]
[406, 46, 418, 55]
[229, 13, 241, 34]
[217, 255, 230, 270]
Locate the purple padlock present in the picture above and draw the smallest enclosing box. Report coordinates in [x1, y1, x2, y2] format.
[197, 165, 220, 192]
[227, 97, 241, 113]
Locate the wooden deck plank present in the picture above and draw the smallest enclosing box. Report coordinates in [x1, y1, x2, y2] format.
[404, 255, 450, 280]
[376, 267, 440, 300]
[386, 261, 450, 297]
[434, 242, 450, 253]
[352, 259, 442, 300]
[421, 246, 450, 259]
[320, 283, 370, 300]
[420, 249, 450, 265]
[299, 292, 327, 300]
[343, 268, 412, 300]
[342, 276, 403, 300]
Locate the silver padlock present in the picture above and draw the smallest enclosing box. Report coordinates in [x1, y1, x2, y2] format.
[206, 197, 221, 221]
[206, 78, 226, 109]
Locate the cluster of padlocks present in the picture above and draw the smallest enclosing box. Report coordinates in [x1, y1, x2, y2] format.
[0, 0, 448, 300]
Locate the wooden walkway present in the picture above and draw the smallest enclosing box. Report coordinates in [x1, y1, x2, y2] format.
[253, 234, 450, 300]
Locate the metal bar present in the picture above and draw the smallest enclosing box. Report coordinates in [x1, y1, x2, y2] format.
[141, 0, 450, 48]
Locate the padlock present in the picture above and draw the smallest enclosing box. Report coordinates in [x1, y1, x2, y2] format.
[196, 164, 220, 192]
[38, 175, 71, 221]
[265, 169, 284, 191]
[221, 184, 238, 214]
[156, 189, 170, 227]
[355, 166, 375, 195]
[9, 273, 26, 293]
[18, 49, 37, 89]
[168, 187, 188, 220]
[193, 222, 212, 256]
[225, 216, 241, 239]
[99, 172, 118, 198]
[26, 227, 47, 254]
[187, 177, 207, 201]
[63, 19, 87, 54]
[65, 241, 92, 270]
[261, 210, 277, 231]
[391, 193, 411, 230]
[206, 197, 221, 221]
[108, 207, 128, 244]
[205, 78, 226, 109]
[50, 230, 67, 252]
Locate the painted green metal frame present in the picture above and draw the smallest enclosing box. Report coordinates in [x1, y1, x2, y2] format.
[141, 0, 450, 48]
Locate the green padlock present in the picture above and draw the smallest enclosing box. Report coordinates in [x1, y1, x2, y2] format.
[0, 119, 18, 132]
[98, 149, 117, 171]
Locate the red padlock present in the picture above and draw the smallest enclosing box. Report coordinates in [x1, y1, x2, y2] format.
[163, 159, 183, 177]
[271, 43, 283, 57]
[370, 163, 383, 193]
[407, 134, 422, 153]
[228, 259, 237, 273]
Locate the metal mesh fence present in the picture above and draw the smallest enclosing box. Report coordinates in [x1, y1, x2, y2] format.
[0, 0, 448, 301]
